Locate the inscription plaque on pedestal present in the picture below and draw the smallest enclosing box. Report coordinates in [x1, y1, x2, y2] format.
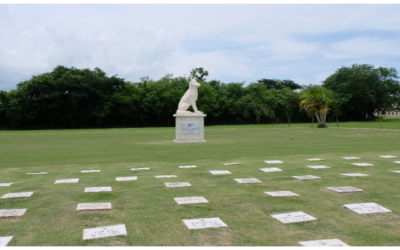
[182, 123, 200, 134]
[174, 113, 206, 143]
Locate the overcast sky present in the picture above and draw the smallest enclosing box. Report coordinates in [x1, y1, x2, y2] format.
[1, 3, 400, 91]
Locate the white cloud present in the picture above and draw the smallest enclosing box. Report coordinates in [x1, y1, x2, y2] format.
[325, 37, 400, 59]
[1, 4, 400, 91]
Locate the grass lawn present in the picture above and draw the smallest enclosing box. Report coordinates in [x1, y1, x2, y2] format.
[1, 120, 400, 246]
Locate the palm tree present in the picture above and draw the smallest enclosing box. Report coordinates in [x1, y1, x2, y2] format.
[300, 85, 333, 128]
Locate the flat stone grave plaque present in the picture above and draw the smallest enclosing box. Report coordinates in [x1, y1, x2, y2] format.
[223, 162, 241, 165]
[299, 239, 349, 246]
[327, 186, 363, 193]
[395, 161, 400, 164]
[264, 160, 283, 164]
[271, 211, 317, 223]
[155, 175, 177, 178]
[83, 224, 127, 240]
[0, 209, 27, 218]
[352, 163, 374, 167]
[84, 187, 112, 192]
[131, 168, 149, 171]
[183, 217, 228, 230]
[165, 182, 191, 188]
[0, 236, 13, 246]
[116, 176, 137, 181]
[182, 122, 200, 134]
[27, 172, 47, 175]
[1, 192, 34, 199]
[344, 202, 391, 214]
[260, 168, 282, 172]
[209, 170, 231, 175]
[0, 183, 13, 187]
[293, 175, 321, 180]
[179, 165, 197, 168]
[234, 178, 262, 184]
[174, 197, 209, 204]
[55, 178, 79, 184]
[306, 158, 323, 161]
[77, 203, 112, 211]
[342, 157, 360, 160]
[265, 191, 299, 197]
[391, 171, 400, 173]
[341, 173, 370, 177]
[81, 170, 101, 173]
[379, 155, 397, 158]
[307, 165, 330, 169]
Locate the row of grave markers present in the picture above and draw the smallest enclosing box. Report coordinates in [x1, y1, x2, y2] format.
[1, 155, 399, 246]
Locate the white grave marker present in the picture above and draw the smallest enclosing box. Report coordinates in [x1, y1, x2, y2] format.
[27, 172, 47, 175]
[299, 239, 349, 246]
[223, 162, 241, 165]
[264, 160, 283, 164]
[326, 186, 363, 193]
[391, 171, 400, 174]
[0, 209, 27, 218]
[379, 155, 397, 158]
[116, 176, 137, 181]
[293, 175, 321, 180]
[344, 202, 391, 214]
[179, 165, 197, 168]
[155, 175, 177, 178]
[394, 161, 400, 164]
[183, 217, 228, 230]
[271, 211, 316, 223]
[0, 183, 13, 187]
[352, 163, 374, 167]
[174, 197, 209, 204]
[306, 158, 323, 161]
[81, 170, 100, 173]
[341, 173, 370, 177]
[1, 192, 33, 199]
[83, 224, 127, 240]
[165, 182, 191, 188]
[265, 191, 299, 197]
[77, 203, 112, 211]
[0, 236, 13, 246]
[55, 178, 79, 184]
[260, 168, 282, 173]
[131, 168, 149, 171]
[234, 178, 262, 184]
[84, 187, 112, 192]
[209, 170, 231, 175]
[342, 157, 360, 160]
[307, 165, 330, 169]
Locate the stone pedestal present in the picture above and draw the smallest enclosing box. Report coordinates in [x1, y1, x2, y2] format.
[173, 113, 206, 143]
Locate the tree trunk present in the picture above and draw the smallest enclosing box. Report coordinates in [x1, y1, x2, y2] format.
[315, 113, 321, 124]
[336, 115, 338, 127]
[312, 116, 314, 127]
[288, 116, 290, 127]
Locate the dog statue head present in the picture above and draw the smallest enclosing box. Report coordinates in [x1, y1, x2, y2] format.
[189, 77, 201, 89]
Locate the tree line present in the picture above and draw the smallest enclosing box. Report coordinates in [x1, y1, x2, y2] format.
[0, 64, 399, 129]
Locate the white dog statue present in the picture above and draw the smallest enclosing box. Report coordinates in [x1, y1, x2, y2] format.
[176, 78, 203, 114]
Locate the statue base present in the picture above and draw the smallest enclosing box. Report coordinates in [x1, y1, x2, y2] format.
[173, 113, 206, 143]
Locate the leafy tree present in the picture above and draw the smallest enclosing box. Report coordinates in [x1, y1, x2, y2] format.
[300, 85, 334, 128]
[258, 78, 302, 90]
[323, 64, 400, 120]
[190, 67, 209, 82]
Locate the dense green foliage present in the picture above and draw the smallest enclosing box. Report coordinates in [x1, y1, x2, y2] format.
[1, 63, 400, 129]
[0, 66, 307, 129]
[323, 64, 400, 121]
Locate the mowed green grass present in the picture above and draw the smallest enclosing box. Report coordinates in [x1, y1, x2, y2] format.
[1, 121, 400, 246]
